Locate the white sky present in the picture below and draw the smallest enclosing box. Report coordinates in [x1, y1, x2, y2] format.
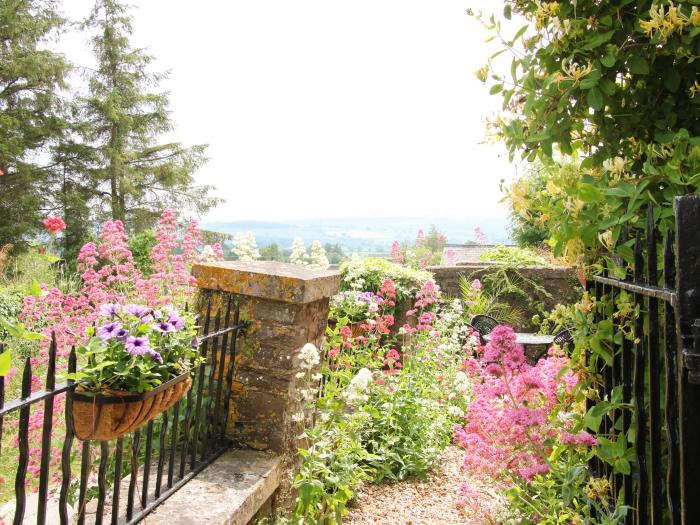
[59, 0, 519, 222]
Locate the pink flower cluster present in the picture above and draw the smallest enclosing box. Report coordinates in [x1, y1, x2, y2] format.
[453, 325, 582, 485]
[13, 209, 223, 493]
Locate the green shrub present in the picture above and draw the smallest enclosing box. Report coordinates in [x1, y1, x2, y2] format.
[0, 291, 23, 342]
[479, 245, 548, 267]
[339, 256, 432, 303]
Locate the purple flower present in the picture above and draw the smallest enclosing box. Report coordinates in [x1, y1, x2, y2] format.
[99, 303, 121, 317]
[125, 336, 151, 356]
[153, 322, 176, 334]
[151, 351, 164, 364]
[167, 312, 185, 331]
[97, 322, 122, 340]
[191, 335, 200, 349]
[124, 304, 149, 318]
[115, 329, 129, 341]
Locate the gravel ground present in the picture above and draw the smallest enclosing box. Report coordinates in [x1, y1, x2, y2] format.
[343, 447, 487, 525]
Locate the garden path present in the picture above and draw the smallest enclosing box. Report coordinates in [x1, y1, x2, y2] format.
[344, 447, 490, 525]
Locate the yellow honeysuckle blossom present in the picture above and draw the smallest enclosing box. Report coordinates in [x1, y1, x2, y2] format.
[602, 156, 627, 177]
[690, 79, 700, 98]
[640, 2, 700, 41]
[535, 2, 560, 29]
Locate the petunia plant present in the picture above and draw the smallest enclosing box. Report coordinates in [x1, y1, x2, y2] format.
[69, 303, 202, 393]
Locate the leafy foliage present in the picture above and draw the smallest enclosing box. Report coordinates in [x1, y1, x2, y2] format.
[0, 0, 71, 247]
[476, 1, 700, 262]
[479, 244, 548, 266]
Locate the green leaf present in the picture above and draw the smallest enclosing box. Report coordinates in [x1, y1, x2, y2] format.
[29, 279, 43, 297]
[578, 182, 603, 202]
[581, 31, 615, 50]
[628, 55, 649, 75]
[513, 24, 528, 42]
[503, 4, 512, 19]
[664, 69, 681, 92]
[0, 351, 10, 376]
[489, 84, 503, 95]
[587, 87, 604, 111]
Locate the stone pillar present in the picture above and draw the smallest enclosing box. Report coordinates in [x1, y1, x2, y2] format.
[192, 261, 339, 454]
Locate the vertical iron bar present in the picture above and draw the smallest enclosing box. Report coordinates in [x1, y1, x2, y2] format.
[37, 334, 57, 525]
[610, 285, 623, 497]
[222, 304, 241, 439]
[593, 279, 604, 478]
[59, 347, 76, 525]
[0, 346, 5, 456]
[664, 232, 681, 525]
[646, 207, 663, 525]
[126, 431, 140, 521]
[674, 196, 700, 525]
[191, 296, 212, 469]
[141, 420, 154, 507]
[168, 401, 179, 488]
[95, 441, 109, 525]
[633, 230, 649, 525]
[77, 440, 91, 525]
[202, 310, 222, 462]
[112, 437, 124, 525]
[213, 295, 233, 442]
[155, 410, 169, 498]
[13, 357, 32, 525]
[179, 385, 193, 479]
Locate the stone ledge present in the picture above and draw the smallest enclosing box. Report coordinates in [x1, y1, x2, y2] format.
[146, 449, 281, 525]
[193, 261, 340, 304]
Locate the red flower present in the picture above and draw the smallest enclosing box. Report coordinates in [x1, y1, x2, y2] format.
[43, 216, 66, 235]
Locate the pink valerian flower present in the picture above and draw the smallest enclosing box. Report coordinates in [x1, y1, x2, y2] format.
[339, 326, 353, 339]
[454, 324, 580, 491]
[328, 347, 340, 359]
[415, 229, 425, 247]
[43, 216, 66, 235]
[390, 241, 404, 264]
[17, 209, 209, 492]
[560, 432, 599, 447]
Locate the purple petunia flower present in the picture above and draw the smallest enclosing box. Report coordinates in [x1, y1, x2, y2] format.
[99, 303, 121, 318]
[125, 336, 151, 356]
[97, 322, 122, 340]
[153, 322, 176, 334]
[151, 351, 164, 364]
[167, 312, 185, 331]
[115, 329, 129, 341]
[191, 335, 200, 349]
[124, 304, 149, 318]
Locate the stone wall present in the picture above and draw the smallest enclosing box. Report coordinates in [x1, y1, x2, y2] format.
[429, 263, 581, 330]
[192, 261, 340, 509]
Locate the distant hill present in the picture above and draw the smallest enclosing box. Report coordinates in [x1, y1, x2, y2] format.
[201, 216, 511, 254]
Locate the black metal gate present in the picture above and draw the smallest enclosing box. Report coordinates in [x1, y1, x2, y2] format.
[589, 196, 700, 525]
[0, 291, 243, 524]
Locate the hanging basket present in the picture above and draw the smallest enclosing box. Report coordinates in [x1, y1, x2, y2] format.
[71, 371, 192, 441]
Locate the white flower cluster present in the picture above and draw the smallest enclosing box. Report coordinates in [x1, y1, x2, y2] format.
[289, 237, 308, 266]
[289, 237, 330, 270]
[345, 367, 372, 404]
[298, 343, 320, 370]
[233, 232, 260, 261]
[454, 371, 469, 394]
[308, 240, 330, 270]
[197, 245, 216, 262]
[344, 254, 366, 291]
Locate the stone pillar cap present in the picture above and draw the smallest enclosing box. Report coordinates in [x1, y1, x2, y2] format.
[193, 261, 340, 304]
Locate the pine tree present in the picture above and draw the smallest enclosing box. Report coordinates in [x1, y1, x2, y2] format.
[78, 0, 218, 231]
[0, 0, 71, 247]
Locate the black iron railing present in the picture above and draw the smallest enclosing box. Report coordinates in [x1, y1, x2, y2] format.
[0, 291, 243, 525]
[589, 196, 700, 525]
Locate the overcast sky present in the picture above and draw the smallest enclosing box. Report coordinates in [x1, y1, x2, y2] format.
[59, 0, 518, 223]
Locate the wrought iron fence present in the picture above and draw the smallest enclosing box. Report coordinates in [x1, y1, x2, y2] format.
[0, 291, 243, 525]
[589, 196, 700, 525]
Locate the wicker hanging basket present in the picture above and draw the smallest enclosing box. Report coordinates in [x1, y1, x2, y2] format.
[71, 371, 192, 441]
